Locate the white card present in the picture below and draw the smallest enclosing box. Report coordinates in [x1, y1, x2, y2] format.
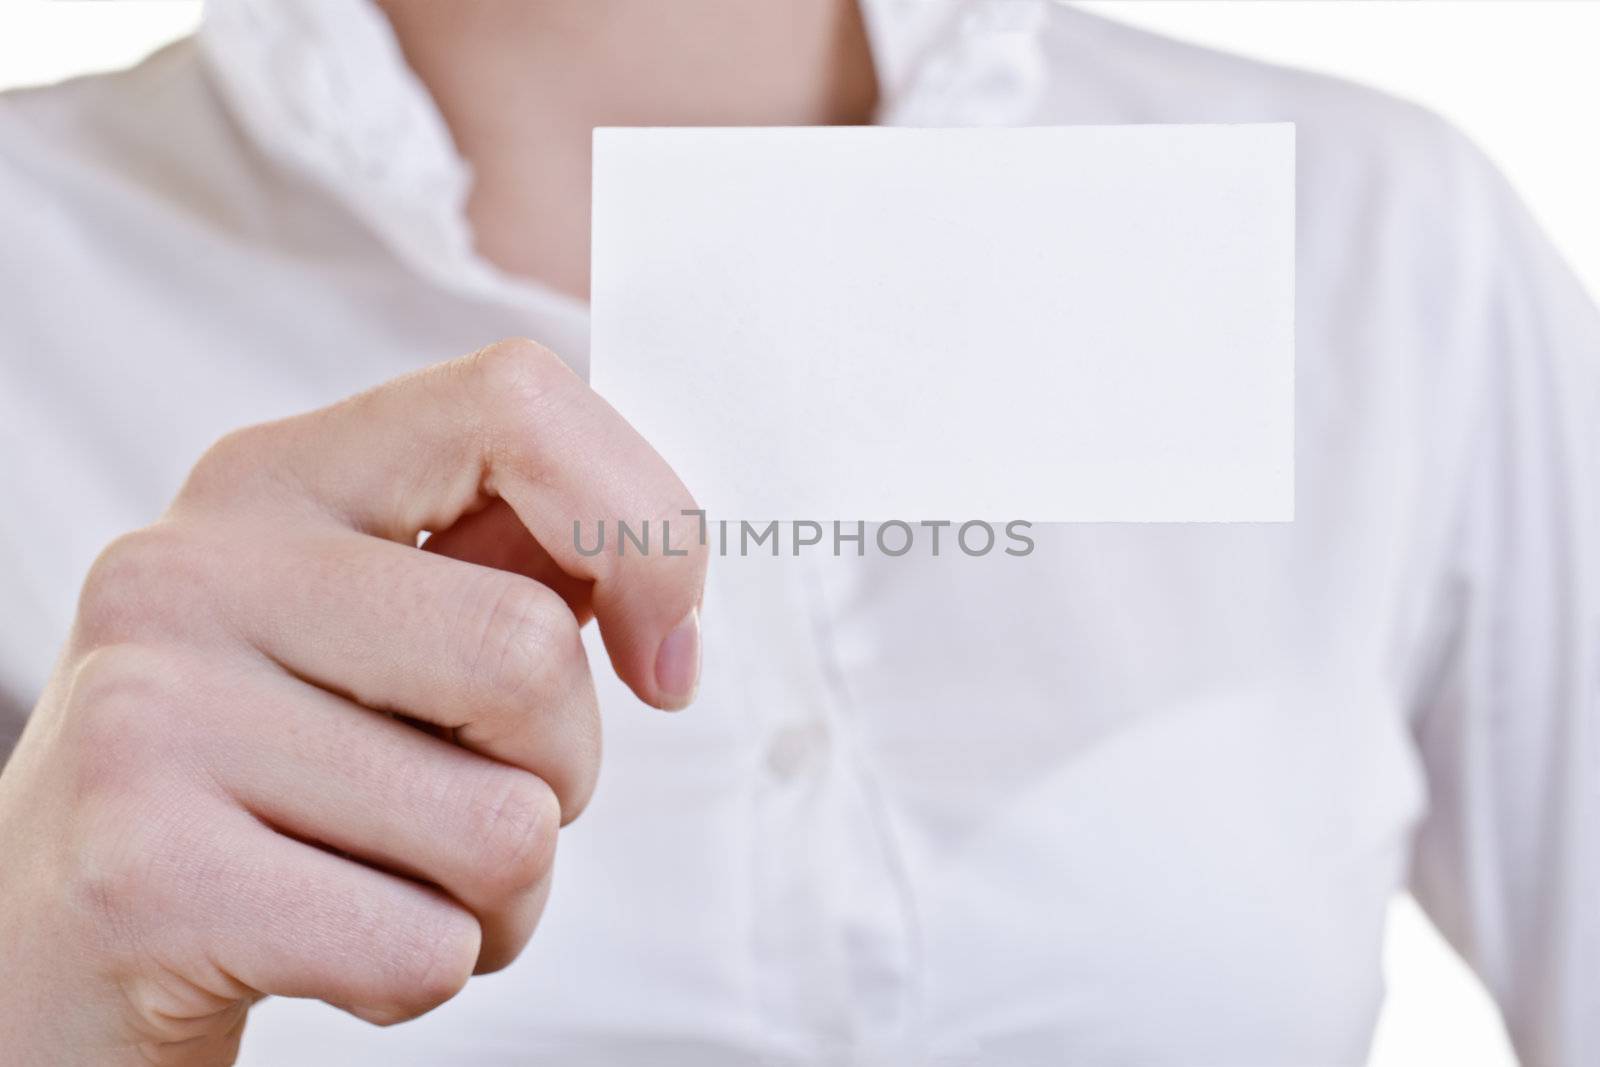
[590, 124, 1294, 523]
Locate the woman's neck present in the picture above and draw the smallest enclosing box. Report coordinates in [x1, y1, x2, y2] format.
[380, 0, 879, 300]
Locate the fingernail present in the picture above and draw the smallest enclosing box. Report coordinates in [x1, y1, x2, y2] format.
[654, 608, 701, 710]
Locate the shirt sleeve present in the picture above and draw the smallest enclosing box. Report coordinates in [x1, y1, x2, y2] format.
[1406, 141, 1600, 1067]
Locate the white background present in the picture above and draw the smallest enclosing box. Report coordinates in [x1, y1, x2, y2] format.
[8, 2, 1600, 1064]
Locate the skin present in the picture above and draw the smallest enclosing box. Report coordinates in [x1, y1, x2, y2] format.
[381, 0, 878, 297]
[0, 4, 877, 1061]
[0, 342, 707, 1063]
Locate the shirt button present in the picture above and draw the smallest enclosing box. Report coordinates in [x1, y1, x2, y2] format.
[766, 720, 827, 781]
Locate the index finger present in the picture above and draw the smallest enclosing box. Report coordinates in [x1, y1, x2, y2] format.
[191, 338, 706, 710]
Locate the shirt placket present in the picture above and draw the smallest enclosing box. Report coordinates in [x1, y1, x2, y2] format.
[714, 547, 920, 1062]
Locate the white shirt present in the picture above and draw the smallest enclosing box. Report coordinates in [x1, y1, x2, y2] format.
[1, 2, 1597, 1064]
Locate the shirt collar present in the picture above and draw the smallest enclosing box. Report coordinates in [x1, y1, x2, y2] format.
[197, 0, 512, 305]
[195, 0, 1048, 305]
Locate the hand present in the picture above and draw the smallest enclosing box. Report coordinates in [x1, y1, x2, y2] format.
[0, 339, 706, 1065]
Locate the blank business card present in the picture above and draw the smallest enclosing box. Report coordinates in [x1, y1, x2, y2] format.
[590, 124, 1294, 523]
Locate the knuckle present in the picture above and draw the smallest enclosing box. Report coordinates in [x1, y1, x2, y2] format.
[466, 772, 560, 901]
[468, 580, 573, 707]
[366, 907, 480, 1025]
[61, 648, 212, 894]
[76, 527, 192, 647]
[463, 339, 578, 463]
[68, 813, 146, 915]
[178, 424, 270, 509]
[466, 338, 570, 412]
[57, 650, 207, 939]
[68, 839, 152, 950]
[65, 785, 199, 951]
[176, 420, 313, 520]
[66, 645, 168, 770]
